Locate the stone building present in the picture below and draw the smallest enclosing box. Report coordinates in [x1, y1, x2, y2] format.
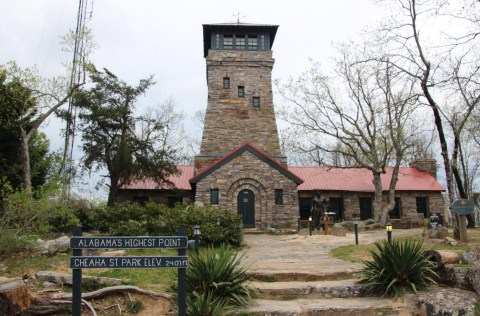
[119, 22, 446, 229]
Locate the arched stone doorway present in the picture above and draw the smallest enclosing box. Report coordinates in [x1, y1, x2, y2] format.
[237, 189, 255, 228]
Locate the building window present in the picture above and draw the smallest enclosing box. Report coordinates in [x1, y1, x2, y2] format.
[167, 196, 182, 208]
[416, 197, 428, 218]
[223, 77, 230, 89]
[238, 86, 245, 97]
[260, 34, 265, 50]
[210, 189, 219, 204]
[252, 96, 260, 108]
[133, 196, 149, 206]
[389, 197, 401, 219]
[247, 35, 258, 50]
[236, 35, 245, 49]
[215, 34, 220, 49]
[223, 34, 233, 49]
[275, 189, 283, 205]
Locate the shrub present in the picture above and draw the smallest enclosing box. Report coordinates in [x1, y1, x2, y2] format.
[359, 238, 437, 299]
[163, 205, 244, 247]
[187, 291, 234, 316]
[94, 202, 244, 247]
[185, 244, 258, 307]
[0, 184, 78, 254]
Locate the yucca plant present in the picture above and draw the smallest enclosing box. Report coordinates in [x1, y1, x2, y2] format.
[186, 244, 258, 307]
[187, 291, 234, 316]
[360, 238, 437, 299]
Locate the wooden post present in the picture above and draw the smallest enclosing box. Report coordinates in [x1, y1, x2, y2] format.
[459, 214, 467, 242]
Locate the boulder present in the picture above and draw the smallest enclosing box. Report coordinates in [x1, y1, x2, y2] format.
[461, 244, 480, 265]
[427, 226, 448, 239]
[437, 265, 472, 290]
[35, 236, 70, 255]
[417, 285, 478, 316]
[466, 266, 480, 295]
[365, 223, 381, 230]
[36, 271, 122, 286]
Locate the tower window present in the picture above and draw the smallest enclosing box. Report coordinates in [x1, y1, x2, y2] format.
[238, 86, 245, 97]
[210, 189, 219, 204]
[252, 96, 260, 108]
[275, 189, 283, 205]
[223, 35, 233, 49]
[248, 35, 258, 50]
[260, 35, 265, 50]
[223, 77, 230, 89]
[236, 35, 245, 49]
[215, 34, 220, 49]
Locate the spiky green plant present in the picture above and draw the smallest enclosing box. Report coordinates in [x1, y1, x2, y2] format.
[360, 238, 437, 299]
[186, 244, 258, 307]
[187, 291, 234, 316]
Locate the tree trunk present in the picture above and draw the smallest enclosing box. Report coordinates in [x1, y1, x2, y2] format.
[372, 172, 383, 223]
[20, 127, 32, 193]
[0, 279, 33, 315]
[107, 184, 118, 207]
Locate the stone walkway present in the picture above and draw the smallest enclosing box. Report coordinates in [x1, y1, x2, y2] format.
[241, 228, 423, 278]
[238, 229, 424, 315]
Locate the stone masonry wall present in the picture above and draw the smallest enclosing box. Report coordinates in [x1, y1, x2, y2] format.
[196, 49, 284, 172]
[194, 151, 299, 229]
[299, 190, 445, 221]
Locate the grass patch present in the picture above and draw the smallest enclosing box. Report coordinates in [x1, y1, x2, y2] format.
[0, 252, 71, 277]
[331, 235, 471, 263]
[0, 248, 181, 293]
[86, 249, 178, 292]
[330, 244, 376, 263]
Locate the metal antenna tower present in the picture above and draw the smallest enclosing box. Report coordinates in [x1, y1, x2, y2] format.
[62, 0, 93, 197]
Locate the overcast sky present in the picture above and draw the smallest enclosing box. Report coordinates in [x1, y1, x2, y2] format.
[0, 0, 386, 198]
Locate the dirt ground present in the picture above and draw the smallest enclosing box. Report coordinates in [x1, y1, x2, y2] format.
[80, 293, 173, 315]
[16, 227, 480, 315]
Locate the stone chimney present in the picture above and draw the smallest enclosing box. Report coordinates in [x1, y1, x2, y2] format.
[410, 159, 437, 179]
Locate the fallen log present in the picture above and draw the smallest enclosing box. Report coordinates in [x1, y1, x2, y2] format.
[425, 250, 460, 268]
[35, 271, 122, 287]
[59, 285, 172, 301]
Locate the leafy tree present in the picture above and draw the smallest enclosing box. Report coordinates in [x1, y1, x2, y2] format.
[0, 62, 82, 193]
[75, 68, 178, 206]
[0, 67, 60, 194]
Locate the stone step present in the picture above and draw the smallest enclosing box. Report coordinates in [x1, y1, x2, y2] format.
[251, 279, 363, 299]
[239, 297, 416, 316]
[248, 271, 361, 282]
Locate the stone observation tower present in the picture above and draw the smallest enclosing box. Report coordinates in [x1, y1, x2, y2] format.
[194, 23, 286, 171]
[191, 23, 302, 229]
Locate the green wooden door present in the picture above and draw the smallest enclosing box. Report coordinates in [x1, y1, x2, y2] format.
[237, 189, 255, 228]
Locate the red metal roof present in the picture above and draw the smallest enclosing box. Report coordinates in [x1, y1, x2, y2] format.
[122, 165, 445, 193]
[123, 165, 194, 190]
[289, 166, 445, 192]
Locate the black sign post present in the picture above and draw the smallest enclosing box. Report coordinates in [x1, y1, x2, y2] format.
[70, 229, 188, 316]
[178, 227, 187, 316]
[72, 227, 82, 316]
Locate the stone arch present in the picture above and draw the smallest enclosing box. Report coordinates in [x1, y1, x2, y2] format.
[226, 176, 268, 229]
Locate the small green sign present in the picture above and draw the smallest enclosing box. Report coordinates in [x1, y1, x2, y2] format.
[451, 199, 475, 215]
